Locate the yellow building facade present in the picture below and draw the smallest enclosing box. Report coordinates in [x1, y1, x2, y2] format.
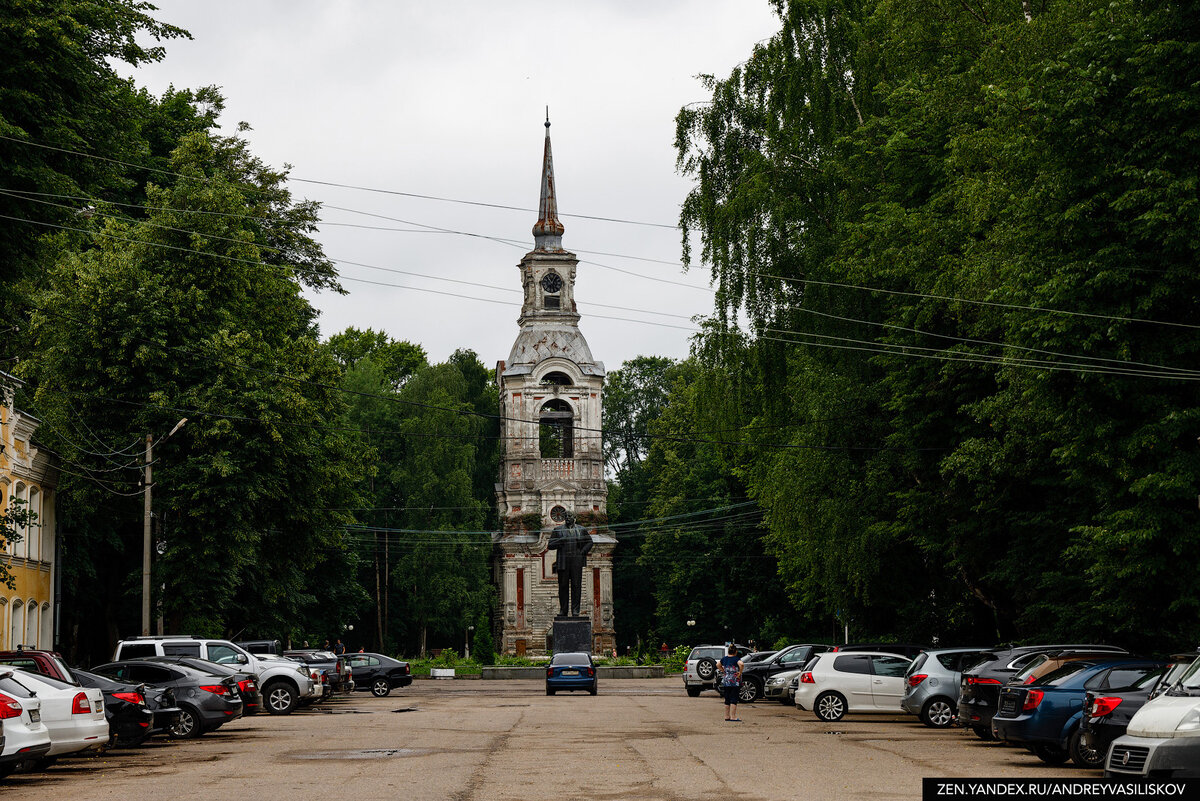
[1, 372, 57, 650]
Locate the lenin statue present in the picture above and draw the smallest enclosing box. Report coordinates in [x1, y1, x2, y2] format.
[547, 512, 594, 618]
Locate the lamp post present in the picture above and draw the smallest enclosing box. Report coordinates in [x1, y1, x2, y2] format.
[466, 625, 474, 661]
[142, 418, 186, 636]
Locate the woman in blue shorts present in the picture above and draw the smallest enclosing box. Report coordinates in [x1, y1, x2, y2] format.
[719, 644, 744, 721]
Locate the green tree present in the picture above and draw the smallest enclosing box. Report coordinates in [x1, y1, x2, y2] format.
[26, 128, 364, 657]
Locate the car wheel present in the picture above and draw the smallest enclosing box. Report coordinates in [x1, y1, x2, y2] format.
[1032, 744, 1070, 765]
[371, 678, 391, 697]
[546, 687, 556, 696]
[920, 697, 957, 728]
[686, 686, 702, 697]
[170, 705, 203, 739]
[814, 691, 847, 722]
[1068, 728, 1105, 769]
[738, 680, 759, 704]
[972, 725, 995, 741]
[696, 658, 717, 682]
[589, 682, 598, 696]
[264, 681, 298, 715]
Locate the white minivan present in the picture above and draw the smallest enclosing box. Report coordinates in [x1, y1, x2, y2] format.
[1105, 650, 1200, 778]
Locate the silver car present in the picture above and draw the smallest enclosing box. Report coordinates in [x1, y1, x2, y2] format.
[901, 648, 990, 728]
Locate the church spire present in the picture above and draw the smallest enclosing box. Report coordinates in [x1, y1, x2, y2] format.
[532, 109, 565, 251]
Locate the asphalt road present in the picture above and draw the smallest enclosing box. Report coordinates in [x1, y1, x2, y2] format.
[3, 678, 1084, 801]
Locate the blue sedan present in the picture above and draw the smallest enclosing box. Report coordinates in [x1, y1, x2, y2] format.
[546, 652, 597, 696]
[992, 659, 1167, 768]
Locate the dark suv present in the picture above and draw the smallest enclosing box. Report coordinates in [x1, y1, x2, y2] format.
[739, 644, 835, 702]
[957, 644, 1127, 739]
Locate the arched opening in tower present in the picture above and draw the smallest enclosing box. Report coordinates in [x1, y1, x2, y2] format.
[538, 399, 574, 458]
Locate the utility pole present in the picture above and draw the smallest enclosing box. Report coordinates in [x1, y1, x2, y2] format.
[142, 418, 186, 637]
[141, 433, 153, 636]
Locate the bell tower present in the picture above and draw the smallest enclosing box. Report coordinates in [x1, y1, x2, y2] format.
[492, 117, 615, 656]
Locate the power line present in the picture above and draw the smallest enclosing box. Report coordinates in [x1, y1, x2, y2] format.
[6, 134, 1197, 330]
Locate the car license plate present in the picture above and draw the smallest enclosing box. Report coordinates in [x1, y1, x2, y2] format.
[561, 670, 579, 676]
[29, 708, 40, 723]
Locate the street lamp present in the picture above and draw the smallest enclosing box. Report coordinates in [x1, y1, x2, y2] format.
[143, 418, 186, 635]
[466, 625, 474, 660]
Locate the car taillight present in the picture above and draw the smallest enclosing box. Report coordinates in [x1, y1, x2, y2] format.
[1022, 690, 1044, 711]
[587, 667, 595, 677]
[907, 674, 928, 688]
[1089, 696, 1122, 717]
[800, 672, 815, 684]
[546, 667, 554, 678]
[199, 684, 230, 697]
[404, 664, 410, 675]
[1022, 675, 1038, 685]
[312, 671, 321, 682]
[967, 677, 1001, 685]
[71, 692, 92, 714]
[0, 692, 23, 720]
[112, 691, 145, 705]
[238, 679, 256, 692]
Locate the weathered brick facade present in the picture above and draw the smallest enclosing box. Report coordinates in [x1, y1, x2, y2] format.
[492, 120, 614, 656]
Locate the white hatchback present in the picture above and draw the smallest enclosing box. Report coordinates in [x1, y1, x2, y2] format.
[3, 669, 108, 763]
[0, 671, 51, 778]
[794, 651, 912, 721]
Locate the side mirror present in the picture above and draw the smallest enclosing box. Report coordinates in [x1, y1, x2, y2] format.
[238, 653, 249, 664]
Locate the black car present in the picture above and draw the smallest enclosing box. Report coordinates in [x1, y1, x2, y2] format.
[143, 655, 263, 715]
[93, 660, 243, 739]
[956, 644, 1127, 740]
[739, 644, 835, 703]
[72, 667, 182, 747]
[343, 653, 413, 697]
[1080, 653, 1193, 766]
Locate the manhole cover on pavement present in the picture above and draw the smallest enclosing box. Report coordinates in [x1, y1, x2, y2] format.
[289, 748, 430, 760]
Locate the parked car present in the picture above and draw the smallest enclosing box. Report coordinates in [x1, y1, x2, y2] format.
[0, 648, 77, 684]
[545, 652, 597, 696]
[93, 660, 243, 739]
[0, 669, 108, 769]
[682, 645, 751, 697]
[0, 670, 50, 779]
[284, 650, 354, 695]
[794, 651, 912, 721]
[901, 647, 991, 729]
[112, 637, 319, 714]
[1105, 649, 1200, 778]
[837, 643, 928, 659]
[740, 644, 836, 703]
[957, 644, 1127, 739]
[144, 656, 262, 715]
[992, 658, 1166, 767]
[71, 667, 180, 747]
[343, 653, 413, 697]
[236, 640, 282, 656]
[764, 668, 806, 704]
[1079, 656, 1187, 769]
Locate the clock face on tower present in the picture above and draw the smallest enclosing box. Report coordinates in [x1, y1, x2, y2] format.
[540, 272, 563, 293]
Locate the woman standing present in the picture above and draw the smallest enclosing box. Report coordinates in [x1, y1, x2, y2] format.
[719, 644, 744, 722]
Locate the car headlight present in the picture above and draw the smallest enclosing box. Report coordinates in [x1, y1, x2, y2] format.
[767, 677, 785, 686]
[1176, 708, 1200, 733]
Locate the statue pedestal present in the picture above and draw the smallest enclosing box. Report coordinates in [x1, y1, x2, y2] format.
[551, 617, 592, 654]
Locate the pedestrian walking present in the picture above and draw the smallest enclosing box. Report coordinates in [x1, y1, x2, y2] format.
[334, 638, 346, 655]
[719, 644, 744, 722]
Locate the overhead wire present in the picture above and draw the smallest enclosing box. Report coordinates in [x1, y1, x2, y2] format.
[3, 133, 1196, 328]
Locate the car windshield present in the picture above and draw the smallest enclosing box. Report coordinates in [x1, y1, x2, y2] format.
[1175, 657, 1200, 691]
[551, 652, 589, 665]
[1038, 662, 1091, 686]
[1011, 653, 1050, 681]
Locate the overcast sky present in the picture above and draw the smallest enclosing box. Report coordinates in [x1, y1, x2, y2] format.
[123, 1, 781, 369]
